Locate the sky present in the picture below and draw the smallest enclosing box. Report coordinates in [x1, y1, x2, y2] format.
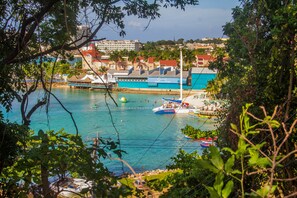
[96, 0, 240, 42]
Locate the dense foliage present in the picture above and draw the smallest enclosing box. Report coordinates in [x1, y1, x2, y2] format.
[0, 129, 128, 197]
[181, 125, 218, 139]
[0, 0, 199, 196]
[161, 0, 297, 197]
[216, 0, 297, 140]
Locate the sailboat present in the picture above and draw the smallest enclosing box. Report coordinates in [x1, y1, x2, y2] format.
[152, 49, 194, 114]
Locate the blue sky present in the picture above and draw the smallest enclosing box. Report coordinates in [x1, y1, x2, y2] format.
[96, 0, 240, 42]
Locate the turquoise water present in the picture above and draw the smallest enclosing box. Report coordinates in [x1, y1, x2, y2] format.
[3, 88, 216, 175]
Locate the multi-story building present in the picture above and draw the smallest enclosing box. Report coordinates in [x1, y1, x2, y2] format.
[95, 40, 141, 52]
[80, 43, 101, 70]
[196, 55, 215, 67]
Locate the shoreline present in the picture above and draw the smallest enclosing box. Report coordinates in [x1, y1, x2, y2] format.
[47, 82, 203, 95]
[124, 168, 177, 179]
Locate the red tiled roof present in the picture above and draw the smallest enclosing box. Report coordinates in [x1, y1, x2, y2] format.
[133, 56, 144, 63]
[81, 44, 101, 59]
[148, 57, 155, 63]
[196, 55, 215, 61]
[159, 60, 177, 66]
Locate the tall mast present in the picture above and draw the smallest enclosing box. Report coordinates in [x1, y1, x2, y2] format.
[180, 47, 183, 100]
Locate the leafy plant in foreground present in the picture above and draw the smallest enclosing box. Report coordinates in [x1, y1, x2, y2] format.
[197, 104, 297, 197]
[0, 129, 130, 197]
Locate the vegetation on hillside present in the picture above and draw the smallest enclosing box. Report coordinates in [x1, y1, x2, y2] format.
[0, 0, 199, 197]
[159, 1, 297, 197]
[1, 0, 296, 197]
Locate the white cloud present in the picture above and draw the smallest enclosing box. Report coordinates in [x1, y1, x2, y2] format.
[127, 20, 143, 29]
[96, 0, 239, 41]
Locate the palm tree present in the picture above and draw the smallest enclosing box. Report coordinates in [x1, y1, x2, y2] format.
[98, 66, 108, 81]
[127, 50, 138, 68]
[109, 51, 122, 70]
[182, 49, 195, 71]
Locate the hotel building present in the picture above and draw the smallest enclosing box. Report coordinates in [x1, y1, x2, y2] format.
[95, 40, 141, 52]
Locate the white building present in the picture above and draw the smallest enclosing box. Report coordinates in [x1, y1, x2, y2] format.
[95, 40, 141, 52]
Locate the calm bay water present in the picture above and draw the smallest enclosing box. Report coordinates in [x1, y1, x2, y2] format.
[3, 88, 215, 175]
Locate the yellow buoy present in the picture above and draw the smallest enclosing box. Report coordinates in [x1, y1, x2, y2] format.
[120, 97, 127, 103]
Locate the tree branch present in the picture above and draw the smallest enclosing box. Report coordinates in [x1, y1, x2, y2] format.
[229, 129, 272, 163]
[4, 0, 60, 65]
[8, 2, 111, 65]
[40, 68, 79, 136]
[274, 176, 297, 182]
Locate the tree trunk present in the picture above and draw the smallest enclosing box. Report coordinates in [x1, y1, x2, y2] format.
[283, 33, 296, 192]
[41, 134, 52, 198]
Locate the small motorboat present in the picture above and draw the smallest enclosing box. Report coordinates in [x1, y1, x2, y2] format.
[200, 141, 216, 148]
[184, 135, 192, 139]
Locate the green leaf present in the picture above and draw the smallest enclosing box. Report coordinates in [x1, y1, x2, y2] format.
[222, 147, 235, 155]
[49, 136, 57, 141]
[251, 184, 277, 197]
[245, 103, 253, 109]
[264, 117, 280, 128]
[204, 185, 220, 198]
[246, 130, 260, 135]
[196, 159, 220, 173]
[248, 149, 259, 166]
[256, 157, 272, 168]
[209, 146, 224, 170]
[231, 170, 241, 175]
[270, 120, 280, 128]
[243, 114, 250, 132]
[236, 138, 249, 156]
[230, 123, 238, 132]
[214, 172, 224, 195]
[224, 155, 235, 174]
[248, 149, 271, 168]
[253, 142, 266, 150]
[222, 180, 234, 198]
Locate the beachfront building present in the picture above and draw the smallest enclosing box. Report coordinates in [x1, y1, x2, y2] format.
[67, 67, 216, 91]
[68, 52, 217, 90]
[80, 43, 102, 70]
[187, 67, 217, 90]
[115, 67, 217, 91]
[159, 60, 178, 71]
[95, 40, 141, 52]
[116, 68, 189, 89]
[196, 55, 215, 67]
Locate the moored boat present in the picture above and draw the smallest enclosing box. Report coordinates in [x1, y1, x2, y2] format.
[200, 141, 216, 148]
[152, 98, 192, 114]
[153, 49, 203, 114]
[200, 142, 211, 148]
[199, 136, 218, 141]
